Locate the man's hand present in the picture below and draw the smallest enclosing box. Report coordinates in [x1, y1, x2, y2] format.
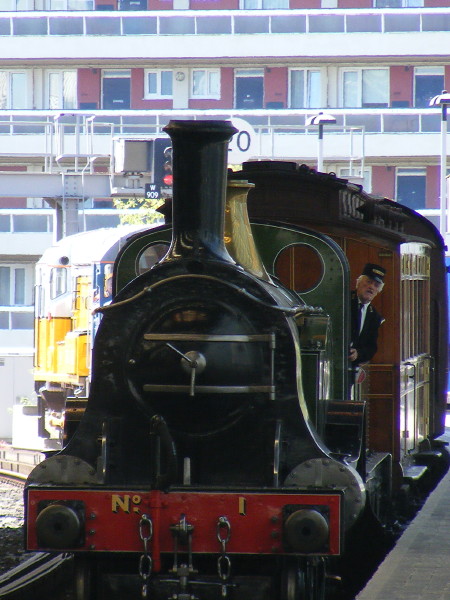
[349, 348, 358, 362]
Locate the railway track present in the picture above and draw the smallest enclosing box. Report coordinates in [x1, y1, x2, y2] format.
[0, 448, 44, 481]
[0, 448, 73, 600]
[0, 552, 74, 600]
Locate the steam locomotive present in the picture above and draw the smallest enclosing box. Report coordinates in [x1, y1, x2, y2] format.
[24, 120, 448, 600]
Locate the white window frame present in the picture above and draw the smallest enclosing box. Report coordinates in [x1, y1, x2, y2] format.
[0, 71, 28, 110]
[340, 68, 389, 109]
[46, 70, 77, 110]
[49, 267, 68, 300]
[289, 68, 322, 109]
[191, 69, 221, 100]
[0, 264, 34, 307]
[45, 0, 94, 8]
[240, 0, 288, 8]
[414, 66, 444, 77]
[144, 70, 174, 99]
[3, 0, 34, 8]
[374, 0, 423, 6]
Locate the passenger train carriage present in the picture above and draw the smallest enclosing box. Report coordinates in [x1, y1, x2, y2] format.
[235, 161, 448, 488]
[25, 121, 448, 600]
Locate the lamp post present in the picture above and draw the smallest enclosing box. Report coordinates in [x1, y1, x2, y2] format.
[306, 112, 337, 173]
[429, 91, 450, 236]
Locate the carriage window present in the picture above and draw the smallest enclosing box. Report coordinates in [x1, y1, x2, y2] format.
[50, 267, 68, 299]
[137, 242, 170, 275]
[400, 245, 430, 359]
[274, 244, 323, 293]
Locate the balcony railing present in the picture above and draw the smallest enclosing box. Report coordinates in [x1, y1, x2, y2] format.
[0, 8, 450, 36]
[0, 109, 442, 174]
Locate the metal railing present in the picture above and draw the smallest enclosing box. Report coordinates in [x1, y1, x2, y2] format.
[0, 8, 450, 35]
[0, 108, 443, 175]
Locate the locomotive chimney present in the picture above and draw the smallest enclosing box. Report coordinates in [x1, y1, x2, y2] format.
[163, 120, 238, 263]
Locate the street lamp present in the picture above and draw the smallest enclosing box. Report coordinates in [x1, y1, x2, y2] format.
[306, 112, 337, 173]
[429, 90, 450, 236]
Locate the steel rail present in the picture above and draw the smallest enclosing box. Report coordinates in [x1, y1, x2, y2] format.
[0, 552, 73, 600]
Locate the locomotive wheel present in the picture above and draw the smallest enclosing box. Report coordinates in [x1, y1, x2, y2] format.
[280, 557, 326, 600]
[72, 556, 93, 600]
[280, 558, 306, 600]
[305, 557, 326, 600]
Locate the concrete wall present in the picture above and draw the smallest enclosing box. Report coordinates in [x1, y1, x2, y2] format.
[0, 353, 34, 442]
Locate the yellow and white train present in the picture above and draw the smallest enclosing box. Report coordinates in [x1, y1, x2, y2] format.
[33, 225, 151, 446]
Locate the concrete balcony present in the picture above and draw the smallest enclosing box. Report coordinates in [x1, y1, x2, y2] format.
[0, 109, 443, 174]
[0, 8, 450, 62]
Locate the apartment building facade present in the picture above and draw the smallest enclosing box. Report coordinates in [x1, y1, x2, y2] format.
[1, 0, 450, 439]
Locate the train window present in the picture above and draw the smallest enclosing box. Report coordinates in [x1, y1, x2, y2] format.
[50, 267, 67, 299]
[137, 242, 170, 275]
[401, 244, 431, 359]
[274, 244, 323, 293]
[104, 264, 113, 299]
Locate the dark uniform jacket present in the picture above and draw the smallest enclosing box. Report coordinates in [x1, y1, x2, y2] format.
[350, 290, 384, 367]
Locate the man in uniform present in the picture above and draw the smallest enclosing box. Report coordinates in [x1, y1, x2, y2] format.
[349, 263, 386, 371]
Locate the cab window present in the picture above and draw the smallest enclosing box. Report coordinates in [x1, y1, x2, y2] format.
[50, 267, 68, 299]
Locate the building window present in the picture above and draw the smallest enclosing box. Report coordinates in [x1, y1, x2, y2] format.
[241, 0, 288, 7]
[2, 0, 34, 8]
[396, 168, 426, 210]
[191, 69, 220, 99]
[289, 69, 321, 109]
[0, 265, 31, 307]
[13, 214, 51, 232]
[47, 71, 77, 109]
[46, 0, 94, 8]
[0, 72, 27, 110]
[341, 68, 389, 108]
[0, 213, 53, 232]
[9, 0, 94, 4]
[414, 67, 444, 109]
[145, 70, 173, 99]
[0, 311, 33, 330]
[375, 0, 423, 6]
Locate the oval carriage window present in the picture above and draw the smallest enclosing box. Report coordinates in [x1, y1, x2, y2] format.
[275, 244, 323, 293]
[137, 242, 170, 275]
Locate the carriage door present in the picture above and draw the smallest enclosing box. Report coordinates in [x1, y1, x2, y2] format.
[102, 70, 131, 110]
[400, 243, 431, 459]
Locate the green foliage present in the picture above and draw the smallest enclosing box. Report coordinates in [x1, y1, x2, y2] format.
[113, 197, 164, 225]
[19, 396, 34, 406]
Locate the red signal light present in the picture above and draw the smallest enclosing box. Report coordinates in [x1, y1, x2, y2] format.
[163, 174, 173, 186]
